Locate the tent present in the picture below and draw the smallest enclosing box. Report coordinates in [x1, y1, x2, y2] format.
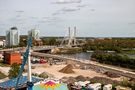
[33, 80, 68, 90]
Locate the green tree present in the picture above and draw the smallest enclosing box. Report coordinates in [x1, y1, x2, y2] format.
[120, 78, 130, 87]
[42, 37, 58, 45]
[19, 35, 27, 47]
[8, 63, 20, 79]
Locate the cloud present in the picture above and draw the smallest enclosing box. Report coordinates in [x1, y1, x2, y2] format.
[90, 9, 95, 12]
[77, 4, 90, 8]
[38, 17, 64, 24]
[16, 15, 21, 18]
[52, 9, 66, 16]
[128, 22, 135, 25]
[53, 0, 81, 4]
[15, 10, 24, 13]
[30, 17, 38, 19]
[52, 7, 80, 16]
[52, 12, 60, 16]
[62, 7, 80, 12]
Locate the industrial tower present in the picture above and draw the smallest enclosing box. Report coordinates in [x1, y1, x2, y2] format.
[61, 27, 78, 47]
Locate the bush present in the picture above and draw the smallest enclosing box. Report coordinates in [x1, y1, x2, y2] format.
[8, 63, 20, 79]
[91, 51, 135, 69]
[0, 72, 7, 79]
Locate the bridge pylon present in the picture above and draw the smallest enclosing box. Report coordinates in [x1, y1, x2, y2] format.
[60, 26, 78, 47]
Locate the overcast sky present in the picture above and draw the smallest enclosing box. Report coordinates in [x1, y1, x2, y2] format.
[0, 0, 135, 37]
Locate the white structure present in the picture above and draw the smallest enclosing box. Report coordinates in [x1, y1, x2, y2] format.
[28, 29, 40, 40]
[88, 83, 101, 90]
[0, 54, 3, 60]
[60, 27, 78, 47]
[103, 84, 112, 90]
[6, 27, 19, 46]
[74, 81, 90, 87]
[0, 40, 5, 47]
[27, 49, 32, 84]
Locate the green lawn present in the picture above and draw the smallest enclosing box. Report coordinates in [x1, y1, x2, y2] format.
[0, 61, 10, 67]
[0, 72, 7, 79]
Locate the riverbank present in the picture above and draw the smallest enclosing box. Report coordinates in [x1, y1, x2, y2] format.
[52, 47, 83, 54]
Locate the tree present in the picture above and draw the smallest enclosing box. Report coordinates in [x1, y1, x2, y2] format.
[19, 35, 27, 47]
[42, 37, 58, 45]
[8, 63, 20, 79]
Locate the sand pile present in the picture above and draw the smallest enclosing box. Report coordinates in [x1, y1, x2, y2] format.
[59, 64, 75, 74]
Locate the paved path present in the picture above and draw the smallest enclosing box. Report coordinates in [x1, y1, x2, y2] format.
[0, 66, 10, 76]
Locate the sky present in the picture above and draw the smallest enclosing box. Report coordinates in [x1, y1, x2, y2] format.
[0, 0, 135, 37]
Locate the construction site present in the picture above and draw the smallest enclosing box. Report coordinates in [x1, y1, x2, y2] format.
[0, 28, 134, 90]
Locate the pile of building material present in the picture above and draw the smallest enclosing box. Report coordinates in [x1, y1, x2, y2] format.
[104, 71, 120, 78]
[75, 75, 89, 81]
[90, 77, 120, 85]
[59, 64, 75, 74]
[115, 86, 132, 90]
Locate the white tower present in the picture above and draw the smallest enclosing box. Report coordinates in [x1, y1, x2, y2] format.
[6, 27, 19, 47]
[28, 29, 40, 40]
[61, 27, 78, 47]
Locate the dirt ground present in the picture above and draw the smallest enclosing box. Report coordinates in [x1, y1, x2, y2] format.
[32, 64, 122, 81]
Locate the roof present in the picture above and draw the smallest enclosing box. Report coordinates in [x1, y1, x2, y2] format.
[33, 80, 68, 90]
[11, 27, 17, 30]
[4, 51, 20, 54]
[0, 76, 41, 89]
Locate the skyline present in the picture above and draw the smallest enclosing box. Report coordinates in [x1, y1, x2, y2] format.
[0, 0, 135, 37]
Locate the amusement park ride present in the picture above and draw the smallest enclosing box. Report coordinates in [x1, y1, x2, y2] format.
[15, 35, 33, 90]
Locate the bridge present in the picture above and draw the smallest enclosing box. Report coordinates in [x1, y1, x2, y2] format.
[31, 51, 135, 79]
[32, 46, 56, 51]
[0, 46, 57, 53]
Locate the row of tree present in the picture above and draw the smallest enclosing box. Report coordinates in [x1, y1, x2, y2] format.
[83, 38, 135, 52]
[19, 36, 60, 47]
[91, 51, 135, 69]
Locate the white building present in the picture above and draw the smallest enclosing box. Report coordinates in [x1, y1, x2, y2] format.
[88, 83, 101, 90]
[103, 84, 112, 90]
[6, 27, 19, 46]
[28, 29, 40, 40]
[0, 40, 5, 46]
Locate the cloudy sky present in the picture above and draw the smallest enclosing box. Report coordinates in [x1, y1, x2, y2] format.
[0, 0, 135, 37]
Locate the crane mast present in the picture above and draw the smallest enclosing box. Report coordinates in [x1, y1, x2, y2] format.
[15, 35, 33, 90]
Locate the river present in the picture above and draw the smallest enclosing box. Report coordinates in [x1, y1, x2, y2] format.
[59, 52, 135, 60]
[59, 52, 93, 60]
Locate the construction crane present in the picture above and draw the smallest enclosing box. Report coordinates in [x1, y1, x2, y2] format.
[15, 35, 33, 90]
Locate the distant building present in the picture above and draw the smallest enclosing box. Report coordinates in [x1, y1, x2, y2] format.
[3, 51, 21, 65]
[6, 27, 19, 46]
[28, 29, 40, 40]
[0, 40, 5, 47]
[0, 53, 3, 60]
